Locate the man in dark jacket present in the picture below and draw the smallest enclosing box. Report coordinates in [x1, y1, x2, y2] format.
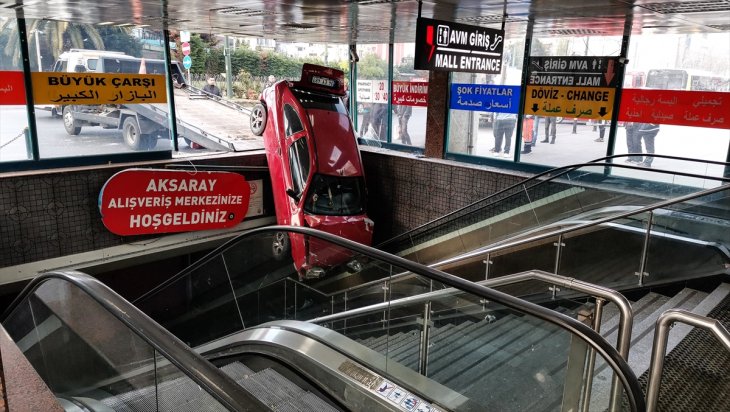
[636, 123, 660, 167]
[202, 77, 221, 97]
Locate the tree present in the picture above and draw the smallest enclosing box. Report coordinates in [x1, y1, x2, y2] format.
[97, 26, 142, 57]
[1, 19, 104, 70]
[356, 53, 388, 80]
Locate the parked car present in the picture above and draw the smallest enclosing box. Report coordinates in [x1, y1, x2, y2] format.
[250, 64, 374, 279]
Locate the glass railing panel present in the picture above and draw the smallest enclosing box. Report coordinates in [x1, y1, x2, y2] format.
[3, 279, 159, 406]
[327, 268, 632, 411]
[383, 161, 729, 269]
[136, 254, 244, 347]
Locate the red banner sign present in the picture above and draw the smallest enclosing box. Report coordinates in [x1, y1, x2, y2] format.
[619, 89, 728, 129]
[99, 169, 250, 236]
[392, 81, 429, 106]
[0, 71, 26, 105]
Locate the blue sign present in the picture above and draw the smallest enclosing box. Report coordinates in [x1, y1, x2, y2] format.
[182, 55, 192, 70]
[450, 84, 520, 113]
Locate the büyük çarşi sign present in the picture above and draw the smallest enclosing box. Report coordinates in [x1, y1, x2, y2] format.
[99, 169, 251, 236]
[414, 17, 504, 74]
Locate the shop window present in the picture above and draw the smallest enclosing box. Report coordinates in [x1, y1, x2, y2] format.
[355, 44, 391, 144]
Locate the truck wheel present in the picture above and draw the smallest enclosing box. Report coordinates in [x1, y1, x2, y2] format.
[250, 103, 267, 136]
[122, 117, 143, 150]
[271, 231, 290, 261]
[63, 106, 81, 135]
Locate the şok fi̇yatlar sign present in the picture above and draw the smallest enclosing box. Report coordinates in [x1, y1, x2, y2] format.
[414, 17, 504, 74]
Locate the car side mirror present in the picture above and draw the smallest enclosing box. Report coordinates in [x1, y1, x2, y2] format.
[286, 188, 300, 202]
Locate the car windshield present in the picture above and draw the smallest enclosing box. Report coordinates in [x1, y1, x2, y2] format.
[304, 174, 366, 216]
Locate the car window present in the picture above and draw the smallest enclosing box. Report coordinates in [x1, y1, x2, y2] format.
[87, 59, 98, 71]
[288, 137, 310, 197]
[284, 104, 304, 136]
[304, 174, 366, 216]
[292, 89, 346, 114]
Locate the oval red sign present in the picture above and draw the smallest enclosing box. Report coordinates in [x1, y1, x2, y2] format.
[99, 169, 250, 236]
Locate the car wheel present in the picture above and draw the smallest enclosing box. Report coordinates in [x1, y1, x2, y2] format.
[184, 138, 203, 149]
[122, 117, 143, 150]
[62, 106, 81, 135]
[250, 103, 267, 136]
[271, 231, 290, 261]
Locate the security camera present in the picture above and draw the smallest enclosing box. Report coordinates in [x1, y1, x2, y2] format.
[618, 57, 629, 64]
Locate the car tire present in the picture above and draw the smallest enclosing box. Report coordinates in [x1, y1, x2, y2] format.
[184, 138, 203, 149]
[271, 231, 290, 261]
[62, 106, 81, 135]
[250, 102, 267, 136]
[122, 116, 143, 150]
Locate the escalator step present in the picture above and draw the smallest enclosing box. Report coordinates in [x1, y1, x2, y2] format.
[220, 361, 256, 380]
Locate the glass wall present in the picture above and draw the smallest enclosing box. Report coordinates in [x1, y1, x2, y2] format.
[23, 19, 173, 159]
[391, 43, 429, 149]
[613, 33, 730, 183]
[0, 17, 32, 163]
[446, 30, 526, 162]
[355, 44, 391, 145]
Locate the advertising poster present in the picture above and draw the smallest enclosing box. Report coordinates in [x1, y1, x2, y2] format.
[619, 89, 728, 129]
[0, 71, 26, 105]
[392, 81, 428, 107]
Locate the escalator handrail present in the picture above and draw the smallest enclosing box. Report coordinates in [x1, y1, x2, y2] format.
[376, 154, 730, 250]
[0, 270, 267, 412]
[165, 225, 647, 411]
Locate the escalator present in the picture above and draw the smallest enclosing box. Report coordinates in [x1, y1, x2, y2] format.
[2, 228, 647, 411]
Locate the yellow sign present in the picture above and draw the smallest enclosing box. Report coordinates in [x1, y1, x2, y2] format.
[32, 72, 167, 105]
[524, 86, 615, 120]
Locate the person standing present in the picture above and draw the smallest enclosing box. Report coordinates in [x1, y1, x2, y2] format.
[595, 120, 607, 142]
[491, 112, 517, 157]
[624, 122, 642, 163]
[636, 123, 660, 167]
[541, 116, 557, 144]
[202, 77, 221, 97]
[359, 103, 372, 137]
[396, 105, 412, 145]
[521, 116, 535, 154]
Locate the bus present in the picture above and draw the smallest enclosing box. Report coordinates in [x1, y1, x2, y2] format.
[645, 69, 729, 91]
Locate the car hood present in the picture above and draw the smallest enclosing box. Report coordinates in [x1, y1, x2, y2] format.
[307, 109, 364, 177]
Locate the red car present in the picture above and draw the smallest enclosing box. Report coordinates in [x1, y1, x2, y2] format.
[250, 64, 374, 279]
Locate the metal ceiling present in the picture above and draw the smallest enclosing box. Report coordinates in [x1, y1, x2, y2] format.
[1, 0, 729, 43]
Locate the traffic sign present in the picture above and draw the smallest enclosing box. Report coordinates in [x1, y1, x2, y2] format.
[182, 55, 192, 70]
[181, 42, 191, 56]
[180, 31, 190, 43]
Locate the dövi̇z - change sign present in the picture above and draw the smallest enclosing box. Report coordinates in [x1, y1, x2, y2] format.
[99, 169, 251, 236]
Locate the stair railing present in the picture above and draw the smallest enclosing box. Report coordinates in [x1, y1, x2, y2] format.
[646, 309, 730, 412]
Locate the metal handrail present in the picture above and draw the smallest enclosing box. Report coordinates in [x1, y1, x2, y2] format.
[155, 225, 646, 411]
[646, 309, 730, 412]
[330, 181, 730, 299]
[0, 271, 267, 412]
[377, 154, 730, 250]
[311, 270, 635, 412]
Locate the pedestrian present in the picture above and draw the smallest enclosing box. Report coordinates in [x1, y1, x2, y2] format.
[202, 76, 221, 97]
[491, 112, 517, 158]
[541, 116, 557, 144]
[624, 122, 642, 163]
[265, 75, 276, 88]
[359, 103, 372, 137]
[396, 105, 412, 145]
[371, 103, 387, 140]
[636, 123, 660, 167]
[532, 116, 541, 146]
[521, 115, 535, 155]
[595, 120, 607, 142]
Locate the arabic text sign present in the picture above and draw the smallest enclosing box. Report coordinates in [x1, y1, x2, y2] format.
[32, 72, 167, 105]
[450, 84, 519, 113]
[414, 17, 504, 74]
[620, 89, 728, 129]
[528, 56, 620, 88]
[357, 80, 373, 102]
[0, 71, 26, 105]
[524, 86, 615, 120]
[392, 81, 428, 107]
[99, 169, 251, 236]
